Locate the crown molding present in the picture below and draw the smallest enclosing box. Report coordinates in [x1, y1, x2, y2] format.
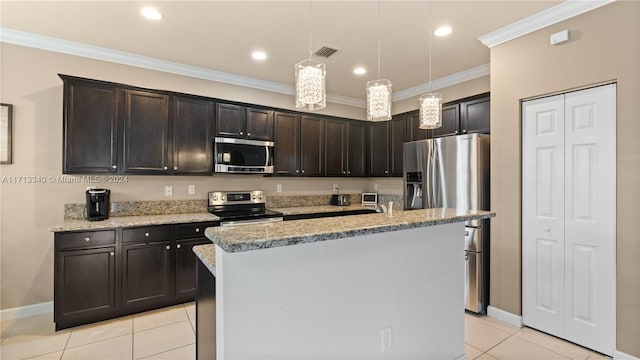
[392, 63, 490, 102]
[0, 27, 367, 107]
[478, 0, 616, 48]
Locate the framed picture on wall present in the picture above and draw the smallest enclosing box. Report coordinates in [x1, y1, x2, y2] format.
[1, 103, 13, 164]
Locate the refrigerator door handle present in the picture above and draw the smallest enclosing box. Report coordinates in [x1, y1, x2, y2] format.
[425, 141, 432, 208]
[431, 141, 439, 208]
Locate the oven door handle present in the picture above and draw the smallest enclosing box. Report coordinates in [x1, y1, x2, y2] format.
[220, 217, 284, 228]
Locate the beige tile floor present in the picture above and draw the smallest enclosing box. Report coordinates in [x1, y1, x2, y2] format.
[1, 303, 612, 360]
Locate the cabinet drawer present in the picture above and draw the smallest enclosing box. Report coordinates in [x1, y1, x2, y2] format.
[122, 225, 173, 243]
[56, 230, 116, 250]
[176, 222, 218, 239]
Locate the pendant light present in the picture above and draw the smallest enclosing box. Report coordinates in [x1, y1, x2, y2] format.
[366, 1, 392, 121]
[295, 1, 326, 111]
[419, 1, 442, 129]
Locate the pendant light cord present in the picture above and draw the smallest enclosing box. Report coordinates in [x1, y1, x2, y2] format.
[428, 0, 432, 91]
[308, 1, 312, 59]
[377, 0, 381, 79]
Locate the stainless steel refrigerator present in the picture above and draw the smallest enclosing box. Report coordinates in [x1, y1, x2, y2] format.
[403, 134, 490, 313]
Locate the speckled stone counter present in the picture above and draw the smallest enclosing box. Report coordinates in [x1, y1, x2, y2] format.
[50, 212, 219, 232]
[205, 208, 494, 253]
[193, 244, 216, 276]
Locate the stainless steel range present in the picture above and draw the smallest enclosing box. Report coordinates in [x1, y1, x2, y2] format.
[207, 190, 283, 227]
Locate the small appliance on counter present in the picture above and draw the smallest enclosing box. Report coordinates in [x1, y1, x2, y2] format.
[330, 194, 351, 206]
[85, 188, 110, 221]
[361, 192, 378, 206]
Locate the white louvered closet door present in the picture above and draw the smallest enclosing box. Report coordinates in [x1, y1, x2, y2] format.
[522, 84, 616, 356]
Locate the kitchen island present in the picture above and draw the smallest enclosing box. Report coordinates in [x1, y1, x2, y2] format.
[195, 208, 495, 360]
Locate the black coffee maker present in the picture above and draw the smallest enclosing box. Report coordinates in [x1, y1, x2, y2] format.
[85, 189, 110, 221]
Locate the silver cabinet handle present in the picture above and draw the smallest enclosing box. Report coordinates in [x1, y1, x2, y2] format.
[295, 169, 299, 174]
[301, 169, 305, 174]
[342, 171, 346, 174]
[110, 252, 115, 256]
[247, 132, 251, 136]
[240, 131, 244, 135]
[144, 232, 150, 237]
[165, 245, 170, 250]
[85, 237, 90, 242]
[177, 244, 182, 249]
[347, 171, 351, 175]
[195, 228, 200, 233]
[463, 129, 467, 134]
[163, 166, 168, 170]
[385, 170, 388, 174]
[112, 165, 117, 169]
[174, 166, 178, 170]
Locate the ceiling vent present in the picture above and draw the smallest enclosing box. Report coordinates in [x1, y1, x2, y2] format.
[314, 46, 339, 58]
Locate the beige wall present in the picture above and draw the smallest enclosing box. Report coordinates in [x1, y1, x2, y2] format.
[490, 1, 640, 356]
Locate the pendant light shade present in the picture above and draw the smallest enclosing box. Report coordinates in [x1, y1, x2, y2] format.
[419, 93, 442, 129]
[295, 59, 326, 111]
[367, 79, 392, 121]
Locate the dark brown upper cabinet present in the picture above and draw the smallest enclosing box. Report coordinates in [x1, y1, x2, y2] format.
[62, 76, 120, 174]
[300, 115, 325, 176]
[215, 103, 273, 141]
[460, 96, 490, 135]
[406, 111, 431, 141]
[273, 112, 301, 176]
[432, 93, 490, 138]
[369, 121, 390, 177]
[172, 96, 214, 175]
[325, 120, 368, 177]
[121, 90, 171, 174]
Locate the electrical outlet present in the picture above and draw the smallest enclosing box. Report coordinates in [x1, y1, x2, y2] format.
[188, 185, 196, 195]
[164, 185, 173, 197]
[276, 184, 282, 193]
[373, 183, 378, 191]
[333, 183, 339, 192]
[381, 326, 392, 352]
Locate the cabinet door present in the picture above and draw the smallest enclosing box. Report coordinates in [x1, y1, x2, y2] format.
[407, 111, 431, 141]
[62, 79, 119, 174]
[369, 122, 389, 176]
[122, 90, 170, 174]
[175, 238, 211, 300]
[300, 116, 325, 176]
[122, 241, 173, 308]
[173, 96, 214, 174]
[347, 121, 368, 176]
[460, 97, 490, 134]
[433, 104, 460, 138]
[215, 103, 246, 138]
[390, 115, 408, 177]
[273, 112, 301, 175]
[325, 119, 346, 176]
[55, 247, 116, 321]
[246, 108, 274, 141]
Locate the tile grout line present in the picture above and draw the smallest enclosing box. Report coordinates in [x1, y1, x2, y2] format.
[60, 326, 72, 360]
[136, 343, 195, 360]
[512, 329, 593, 360]
[131, 315, 135, 360]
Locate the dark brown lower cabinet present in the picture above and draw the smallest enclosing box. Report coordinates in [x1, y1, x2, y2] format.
[54, 221, 218, 330]
[176, 238, 211, 300]
[196, 259, 216, 360]
[54, 246, 116, 325]
[122, 241, 173, 308]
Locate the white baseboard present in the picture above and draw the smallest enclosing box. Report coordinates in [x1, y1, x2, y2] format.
[0, 301, 53, 321]
[615, 350, 640, 360]
[487, 305, 523, 328]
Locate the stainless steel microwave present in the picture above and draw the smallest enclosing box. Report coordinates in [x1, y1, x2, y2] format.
[214, 137, 274, 174]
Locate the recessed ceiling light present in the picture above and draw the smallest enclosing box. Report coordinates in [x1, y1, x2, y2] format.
[434, 26, 452, 37]
[353, 67, 367, 75]
[251, 51, 267, 61]
[141, 7, 162, 20]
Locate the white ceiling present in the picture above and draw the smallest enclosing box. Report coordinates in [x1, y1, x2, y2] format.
[1, 1, 562, 102]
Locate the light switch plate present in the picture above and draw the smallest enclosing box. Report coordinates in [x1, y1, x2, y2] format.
[164, 185, 173, 196]
[188, 185, 196, 195]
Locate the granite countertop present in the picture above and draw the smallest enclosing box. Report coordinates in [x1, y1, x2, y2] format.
[193, 244, 216, 276]
[50, 212, 220, 232]
[205, 208, 495, 253]
[273, 204, 378, 215]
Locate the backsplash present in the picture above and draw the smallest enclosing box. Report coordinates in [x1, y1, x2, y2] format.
[64, 193, 403, 220]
